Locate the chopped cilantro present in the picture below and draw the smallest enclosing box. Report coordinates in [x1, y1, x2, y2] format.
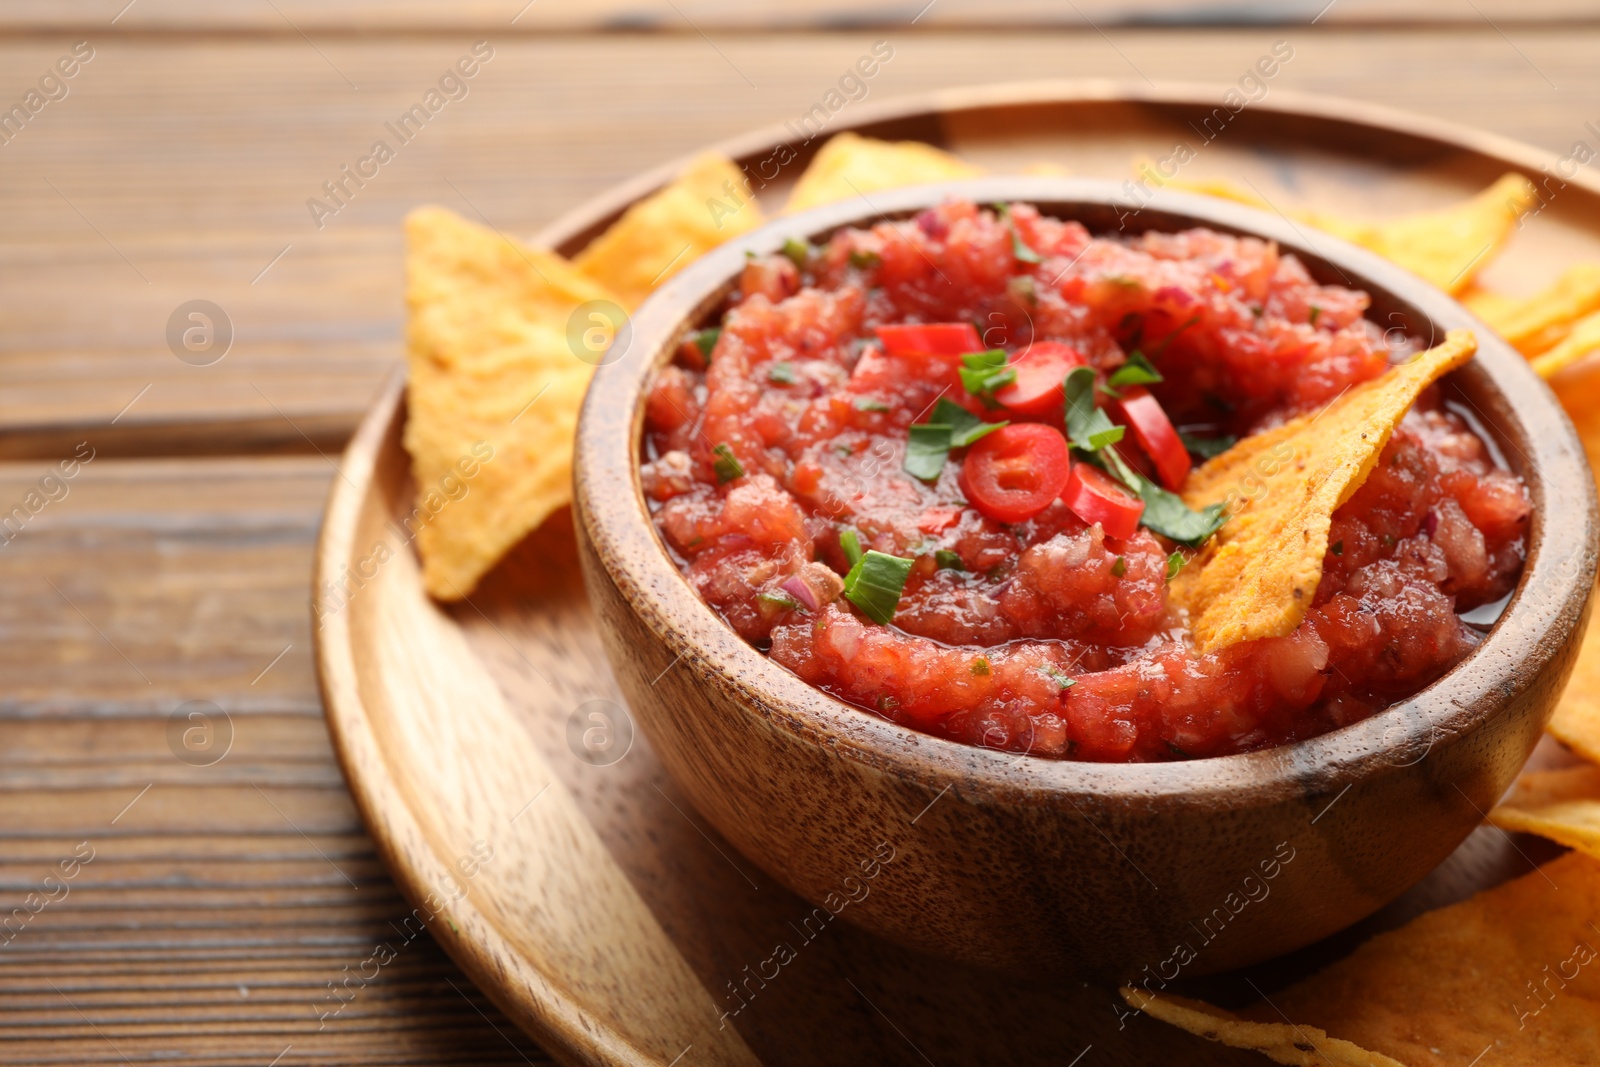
[693, 327, 721, 359]
[1101, 448, 1227, 548]
[1064, 367, 1126, 452]
[934, 549, 966, 571]
[1178, 429, 1237, 460]
[768, 361, 796, 385]
[1105, 351, 1164, 393]
[1111, 555, 1127, 578]
[1166, 552, 1185, 581]
[712, 443, 744, 484]
[1039, 666, 1076, 690]
[1308, 305, 1322, 327]
[995, 203, 1043, 264]
[757, 591, 804, 611]
[970, 656, 992, 676]
[958, 349, 1016, 402]
[904, 423, 955, 481]
[930, 397, 1007, 448]
[843, 550, 914, 625]
[849, 248, 882, 269]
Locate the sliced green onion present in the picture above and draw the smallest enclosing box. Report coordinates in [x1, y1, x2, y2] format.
[854, 396, 890, 412]
[758, 591, 804, 611]
[934, 549, 966, 571]
[1064, 367, 1125, 452]
[781, 237, 813, 269]
[1166, 552, 1185, 581]
[839, 528, 864, 568]
[1178, 429, 1237, 460]
[768, 361, 797, 385]
[843, 549, 914, 625]
[712, 443, 744, 484]
[904, 423, 953, 481]
[694, 327, 721, 359]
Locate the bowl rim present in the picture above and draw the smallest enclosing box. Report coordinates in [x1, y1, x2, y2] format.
[574, 176, 1597, 807]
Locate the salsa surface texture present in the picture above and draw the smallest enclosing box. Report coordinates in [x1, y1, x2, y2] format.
[640, 199, 1530, 762]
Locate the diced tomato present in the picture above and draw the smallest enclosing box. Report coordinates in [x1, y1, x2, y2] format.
[1114, 387, 1191, 490]
[994, 341, 1085, 416]
[916, 506, 964, 534]
[958, 424, 1071, 524]
[1063, 462, 1144, 541]
[874, 322, 983, 357]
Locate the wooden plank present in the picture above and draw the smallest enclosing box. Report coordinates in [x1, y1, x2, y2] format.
[2, 29, 1598, 457]
[0, 457, 551, 1065]
[3, 0, 1597, 32]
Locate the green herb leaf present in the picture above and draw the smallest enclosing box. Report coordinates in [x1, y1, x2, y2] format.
[1107, 351, 1164, 390]
[1064, 367, 1126, 452]
[694, 327, 721, 359]
[1166, 552, 1185, 581]
[839, 528, 864, 568]
[970, 656, 992, 676]
[854, 396, 890, 412]
[849, 248, 882, 269]
[958, 349, 1016, 401]
[1039, 666, 1076, 690]
[995, 202, 1043, 264]
[1308, 305, 1322, 327]
[768, 361, 797, 385]
[904, 423, 954, 481]
[1008, 275, 1038, 306]
[934, 549, 966, 571]
[1111, 555, 1127, 578]
[758, 591, 804, 611]
[712, 443, 744, 484]
[929, 398, 1006, 447]
[1101, 448, 1227, 548]
[843, 550, 914, 625]
[781, 237, 813, 269]
[1178, 430, 1237, 460]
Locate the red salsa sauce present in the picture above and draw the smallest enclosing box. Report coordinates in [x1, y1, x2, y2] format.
[640, 199, 1530, 762]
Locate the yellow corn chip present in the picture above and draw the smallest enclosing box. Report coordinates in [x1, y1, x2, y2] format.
[1549, 365, 1600, 757]
[1119, 988, 1404, 1067]
[1139, 170, 1270, 210]
[1532, 308, 1600, 378]
[403, 206, 622, 600]
[1331, 174, 1538, 295]
[1469, 265, 1600, 356]
[1020, 161, 1071, 177]
[1171, 331, 1477, 653]
[1129, 851, 1600, 1066]
[574, 152, 764, 310]
[784, 132, 983, 214]
[1491, 765, 1600, 857]
[1460, 284, 1519, 325]
[1141, 167, 1537, 296]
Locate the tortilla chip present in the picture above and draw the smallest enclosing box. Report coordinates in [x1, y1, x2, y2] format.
[1021, 161, 1071, 177]
[574, 152, 764, 310]
[1491, 765, 1600, 857]
[1129, 852, 1600, 1066]
[1144, 169, 1536, 296]
[784, 132, 983, 214]
[1532, 308, 1600, 378]
[1468, 265, 1600, 356]
[1548, 613, 1600, 763]
[1119, 988, 1404, 1067]
[403, 206, 622, 599]
[1140, 170, 1270, 210]
[1171, 332, 1477, 653]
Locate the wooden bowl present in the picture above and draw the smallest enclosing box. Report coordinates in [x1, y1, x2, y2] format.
[572, 177, 1597, 978]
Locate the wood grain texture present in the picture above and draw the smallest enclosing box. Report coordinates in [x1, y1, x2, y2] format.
[0, 455, 550, 1065]
[5, 29, 1600, 455]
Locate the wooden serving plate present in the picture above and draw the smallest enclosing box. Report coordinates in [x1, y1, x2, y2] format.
[315, 83, 1598, 1066]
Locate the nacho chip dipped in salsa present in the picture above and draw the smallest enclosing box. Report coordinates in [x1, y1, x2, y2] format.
[640, 200, 1530, 762]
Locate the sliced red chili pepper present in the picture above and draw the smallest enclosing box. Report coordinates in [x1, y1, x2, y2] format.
[1063, 462, 1144, 541]
[1114, 386, 1191, 490]
[994, 340, 1085, 416]
[874, 322, 983, 358]
[958, 424, 1071, 524]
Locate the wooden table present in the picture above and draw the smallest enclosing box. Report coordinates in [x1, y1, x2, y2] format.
[4, 4, 1596, 1063]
